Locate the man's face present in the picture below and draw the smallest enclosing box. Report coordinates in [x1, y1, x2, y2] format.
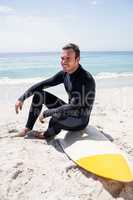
[61, 49, 80, 73]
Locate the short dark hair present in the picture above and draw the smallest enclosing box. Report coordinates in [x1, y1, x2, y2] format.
[62, 43, 80, 58]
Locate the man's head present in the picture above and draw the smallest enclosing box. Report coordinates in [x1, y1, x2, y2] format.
[61, 43, 80, 74]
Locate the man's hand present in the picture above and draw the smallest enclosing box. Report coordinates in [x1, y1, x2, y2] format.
[15, 100, 23, 114]
[39, 114, 45, 123]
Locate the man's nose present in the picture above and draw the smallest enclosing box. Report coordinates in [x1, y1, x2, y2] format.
[62, 60, 67, 64]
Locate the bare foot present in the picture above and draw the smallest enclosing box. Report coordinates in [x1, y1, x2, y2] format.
[13, 128, 31, 137]
[33, 131, 45, 139]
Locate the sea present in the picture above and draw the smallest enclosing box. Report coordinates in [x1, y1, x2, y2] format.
[0, 51, 133, 87]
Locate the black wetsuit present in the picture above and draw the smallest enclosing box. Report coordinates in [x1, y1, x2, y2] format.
[18, 64, 95, 138]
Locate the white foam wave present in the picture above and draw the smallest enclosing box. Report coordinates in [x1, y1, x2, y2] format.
[0, 77, 46, 85]
[95, 72, 133, 80]
[0, 72, 133, 85]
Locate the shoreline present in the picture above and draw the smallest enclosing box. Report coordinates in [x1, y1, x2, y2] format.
[0, 75, 133, 86]
[1, 76, 133, 103]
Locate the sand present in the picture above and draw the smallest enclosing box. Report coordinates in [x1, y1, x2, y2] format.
[0, 83, 133, 200]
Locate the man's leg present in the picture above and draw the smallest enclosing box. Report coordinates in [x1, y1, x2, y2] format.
[19, 90, 66, 136]
[43, 114, 88, 139]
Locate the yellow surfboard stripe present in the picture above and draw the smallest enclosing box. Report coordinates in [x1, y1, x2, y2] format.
[76, 154, 133, 182]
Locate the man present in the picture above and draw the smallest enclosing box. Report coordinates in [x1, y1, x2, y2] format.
[15, 43, 95, 139]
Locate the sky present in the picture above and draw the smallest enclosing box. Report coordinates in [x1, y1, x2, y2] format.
[0, 0, 133, 52]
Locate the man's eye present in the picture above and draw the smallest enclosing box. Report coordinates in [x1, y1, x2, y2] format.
[61, 57, 70, 61]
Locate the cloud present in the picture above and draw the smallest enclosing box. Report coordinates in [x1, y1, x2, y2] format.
[0, 14, 69, 51]
[0, 5, 15, 14]
[90, 0, 98, 6]
[92, 1, 97, 5]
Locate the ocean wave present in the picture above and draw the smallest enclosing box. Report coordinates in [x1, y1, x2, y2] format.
[0, 64, 59, 71]
[0, 72, 133, 85]
[95, 72, 133, 80]
[0, 77, 46, 85]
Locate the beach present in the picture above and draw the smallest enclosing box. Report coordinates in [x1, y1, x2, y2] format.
[0, 77, 133, 200]
[0, 0, 133, 197]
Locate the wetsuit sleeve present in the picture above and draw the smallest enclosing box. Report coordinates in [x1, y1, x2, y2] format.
[18, 71, 64, 102]
[42, 77, 96, 118]
[42, 97, 79, 118]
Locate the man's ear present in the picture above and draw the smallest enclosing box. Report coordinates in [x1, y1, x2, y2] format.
[76, 57, 80, 62]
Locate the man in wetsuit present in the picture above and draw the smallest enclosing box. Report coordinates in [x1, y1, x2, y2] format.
[15, 43, 95, 139]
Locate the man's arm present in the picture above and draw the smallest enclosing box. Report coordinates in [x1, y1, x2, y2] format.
[42, 97, 80, 118]
[42, 77, 95, 118]
[18, 71, 64, 102]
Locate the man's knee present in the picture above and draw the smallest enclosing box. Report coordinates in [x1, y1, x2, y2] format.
[32, 91, 44, 106]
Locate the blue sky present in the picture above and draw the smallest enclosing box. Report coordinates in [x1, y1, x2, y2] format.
[0, 0, 133, 52]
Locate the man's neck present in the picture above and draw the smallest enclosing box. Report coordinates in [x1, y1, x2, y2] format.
[68, 63, 80, 74]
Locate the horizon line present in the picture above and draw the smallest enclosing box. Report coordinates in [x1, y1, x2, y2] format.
[0, 50, 133, 54]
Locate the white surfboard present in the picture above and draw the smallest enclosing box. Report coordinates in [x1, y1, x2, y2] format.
[57, 126, 133, 182]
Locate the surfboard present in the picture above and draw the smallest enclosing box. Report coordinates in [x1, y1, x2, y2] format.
[57, 126, 133, 182]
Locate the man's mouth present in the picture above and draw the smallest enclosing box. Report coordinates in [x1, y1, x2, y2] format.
[63, 66, 69, 71]
[63, 65, 68, 69]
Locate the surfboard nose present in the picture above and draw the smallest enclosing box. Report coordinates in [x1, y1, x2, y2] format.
[76, 154, 133, 182]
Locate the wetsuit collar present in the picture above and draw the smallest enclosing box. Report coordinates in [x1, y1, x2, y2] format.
[68, 64, 82, 78]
